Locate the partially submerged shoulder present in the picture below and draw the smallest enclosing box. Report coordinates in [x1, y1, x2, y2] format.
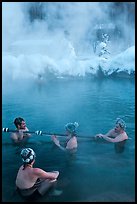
[10, 133, 21, 144]
[66, 137, 77, 150]
[123, 132, 128, 140]
[10, 132, 17, 139]
[120, 131, 128, 139]
[68, 136, 77, 142]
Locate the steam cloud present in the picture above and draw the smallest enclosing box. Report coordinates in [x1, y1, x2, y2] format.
[2, 2, 135, 80]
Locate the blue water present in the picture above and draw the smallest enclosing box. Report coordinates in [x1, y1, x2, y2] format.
[2, 77, 135, 202]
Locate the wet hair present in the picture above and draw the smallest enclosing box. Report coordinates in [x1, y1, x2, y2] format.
[20, 148, 36, 170]
[115, 118, 126, 130]
[14, 117, 25, 128]
[65, 122, 79, 136]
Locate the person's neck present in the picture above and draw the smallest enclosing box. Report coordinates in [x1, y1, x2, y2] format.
[119, 129, 124, 134]
[27, 164, 33, 168]
[17, 128, 24, 131]
[67, 134, 72, 138]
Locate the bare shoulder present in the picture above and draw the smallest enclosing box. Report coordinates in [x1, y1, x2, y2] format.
[71, 136, 77, 141]
[10, 132, 16, 138]
[10, 133, 18, 141]
[67, 137, 76, 144]
[117, 132, 128, 141]
[33, 167, 43, 173]
[123, 131, 128, 139]
[33, 167, 47, 175]
[106, 129, 115, 137]
[32, 168, 58, 180]
[109, 129, 115, 134]
[66, 136, 77, 149]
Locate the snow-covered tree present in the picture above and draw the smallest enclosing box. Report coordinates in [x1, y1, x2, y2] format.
[97, 33, 110, 59]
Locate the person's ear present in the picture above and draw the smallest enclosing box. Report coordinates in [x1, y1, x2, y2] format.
[17, 124, 20, 129]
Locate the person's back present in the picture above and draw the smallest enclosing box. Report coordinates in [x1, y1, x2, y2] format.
[16, 148, 59, 197]
[16, 165, 39, 189]
[16, 165, 59, 189]
[66, 135, 77, 150]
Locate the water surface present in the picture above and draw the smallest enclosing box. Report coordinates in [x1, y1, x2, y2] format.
[2, 77, 135, 202]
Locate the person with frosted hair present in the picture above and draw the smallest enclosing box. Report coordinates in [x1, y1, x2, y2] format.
[51, 122, 79, 152]
[10, 117, 31, 144]
[94, 118, 128, 153]
[16, 148, 59, 198]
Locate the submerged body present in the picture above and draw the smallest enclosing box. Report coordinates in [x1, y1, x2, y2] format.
[95, 118, 128, 153]
[10, 117, 31, 144]
[16, 148, 59, 197]
[51, 122, 79, 152]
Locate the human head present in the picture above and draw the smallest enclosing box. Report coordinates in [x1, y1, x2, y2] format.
[115, 118, 126, 130]
[65, 122, 79, 136]
[14, 117, 26, 129]
[21, 148, 36, 165]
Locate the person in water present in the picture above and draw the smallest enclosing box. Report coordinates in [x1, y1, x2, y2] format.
[95, 118, 128, 153]
[16, 148, 59, 198]
[10, 117, 31, 144]
[51, 122, 79, 151]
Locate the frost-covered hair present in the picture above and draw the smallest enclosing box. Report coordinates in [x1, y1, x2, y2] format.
[115, 118, 126, 130]
[65, 122, 79, 136]
[20, 148, 36, 169]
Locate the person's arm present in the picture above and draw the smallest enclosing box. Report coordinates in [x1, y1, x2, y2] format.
[95, 129, 115, 138]
[57, 145, 66, 151]
[66, 137, 77, 150]
[34, 168, 59, 180]
[101, 134, 127, 143]
[51, 135, 67, 151]
[21, 127, 31, 137]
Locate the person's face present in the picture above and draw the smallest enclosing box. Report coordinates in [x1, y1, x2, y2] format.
[19, 121, 26, 129]
[66, 130, 71, 136]
[114, 124, 121, 133]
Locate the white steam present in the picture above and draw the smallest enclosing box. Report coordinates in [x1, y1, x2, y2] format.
[2, 2, 135, 81]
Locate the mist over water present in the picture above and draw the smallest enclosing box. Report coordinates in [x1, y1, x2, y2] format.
[2, 2, 135, 82]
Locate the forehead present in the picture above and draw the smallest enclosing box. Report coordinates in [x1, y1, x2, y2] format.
[21, 121, 26, 124]
[115, 123, 120, 127]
